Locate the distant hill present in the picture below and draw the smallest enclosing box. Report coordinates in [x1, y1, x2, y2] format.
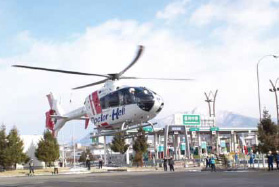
[215, 111, 258, 127]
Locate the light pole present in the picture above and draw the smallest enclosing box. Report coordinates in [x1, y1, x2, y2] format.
[204, 90, 218, 127]
[256, 55, 278, 121]
[204, 90, 218, 117]
[269, 78, 279, 125]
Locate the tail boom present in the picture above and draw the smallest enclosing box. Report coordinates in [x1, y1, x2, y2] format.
[45, 93, 87, 136]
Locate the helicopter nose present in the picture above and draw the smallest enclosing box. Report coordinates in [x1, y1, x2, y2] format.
[155, 95, 164, 113]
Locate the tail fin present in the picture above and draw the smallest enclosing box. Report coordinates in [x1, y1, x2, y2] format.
[45, 93, 66, 137]
[46, 93, 64, 115]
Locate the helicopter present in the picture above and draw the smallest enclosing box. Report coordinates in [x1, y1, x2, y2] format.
[13, 45, 192, 137]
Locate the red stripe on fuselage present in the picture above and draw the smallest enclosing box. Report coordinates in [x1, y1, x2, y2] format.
[89, 94, 95, 115]
[92, 91, 102, 114]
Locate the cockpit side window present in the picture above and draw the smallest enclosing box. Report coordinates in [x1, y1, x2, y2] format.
[108, 91, 119, 107]
[119, 88, 136, 105]
[100, 93, 114, 109]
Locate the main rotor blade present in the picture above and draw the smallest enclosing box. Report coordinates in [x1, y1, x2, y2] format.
[12, 65, 110, 78]
[121, 77, 194, 81]
[72, 79, 108, 90]
[118, 45, 144, 77]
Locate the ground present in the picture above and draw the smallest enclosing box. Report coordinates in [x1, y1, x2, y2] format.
[0, 170, 279, 187]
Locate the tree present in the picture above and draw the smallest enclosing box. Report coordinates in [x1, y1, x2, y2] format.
[110, 132, 129, 154]
[132, 127, 148, 167]
[35, 131, 60, 167]
[5, 127, 29, 169]
[0, 125, 7, 169]
[258, 109, 279, 153]
[78, 149, 95, 163]
[110, 132, 129, 165]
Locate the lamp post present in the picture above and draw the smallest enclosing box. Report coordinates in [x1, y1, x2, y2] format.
[204, 90, 218, 117]
[256, 55, 278, 121]
[269, 78, 279, 125]
[204, 90, 218, 127]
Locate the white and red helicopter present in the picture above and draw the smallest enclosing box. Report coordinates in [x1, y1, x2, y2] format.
[13, 46, 191, 137]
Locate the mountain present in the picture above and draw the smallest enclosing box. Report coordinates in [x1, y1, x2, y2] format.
[75, 133, 93, 146]
[215, 111, 258, 127]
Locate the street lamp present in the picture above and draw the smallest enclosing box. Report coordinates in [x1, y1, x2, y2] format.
[204, 90, 218, 117]
[269, 78, 279, 125]
[256, 55, 278, 121]
[204, 90, 218, 127]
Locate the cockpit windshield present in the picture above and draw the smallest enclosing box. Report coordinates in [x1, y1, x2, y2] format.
[133, 87, 154, 111]
[100, 87, 155, 111]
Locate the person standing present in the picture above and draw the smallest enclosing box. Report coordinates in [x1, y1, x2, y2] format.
[99, 157, 103, 169]
[249, 151, 255, 167]
[86, 155, 91, 171]
[29, 159, 35, 176]
[211, 155, 216, 172]
[169, 157, 174, 172]
[163, 157, 168, 171]
[208, 157, 212, 168]
[205, 156, 210, 170]
[268, 151, 274, 171]
[276, 150, 279, 170]
[53, 160, 59, 175]
[234, 153, 239, 167]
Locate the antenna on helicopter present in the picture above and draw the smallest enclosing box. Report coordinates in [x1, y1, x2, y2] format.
[13, 45, 194, 90]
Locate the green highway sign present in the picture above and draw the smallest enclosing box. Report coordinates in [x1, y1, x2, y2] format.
[210, 127, 219, 131]
[143, 126, 153, 132]
[183, 115, 200, 126]
[189, 127, 200, 131]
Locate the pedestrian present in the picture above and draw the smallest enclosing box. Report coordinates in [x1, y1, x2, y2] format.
[163, 157, 168, 171]
[210, 155, 216, 172]
[59, 160, 63, 167]
[205, 156, 210, 170]
[249, 151, 254, 167]
[234, 152, 239, 167]
[86, 154, 91, 170]
[99, 157, 103, 169]
[267, 151, 274, 171]
[29, 159, 35, 176]
[276, 150, 279, 170]
[169, 156, 175, 172]
[53, 160, 59, 175]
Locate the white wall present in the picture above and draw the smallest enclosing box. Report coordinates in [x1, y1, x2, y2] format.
[20, 135, 45, 168]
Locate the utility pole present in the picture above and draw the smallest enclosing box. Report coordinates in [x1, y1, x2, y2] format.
[72, 123, 76, 168]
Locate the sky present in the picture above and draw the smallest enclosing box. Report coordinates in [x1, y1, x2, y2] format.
[1, 0, 279, 142]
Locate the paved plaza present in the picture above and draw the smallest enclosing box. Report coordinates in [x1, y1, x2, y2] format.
[0, 170, 279, 187]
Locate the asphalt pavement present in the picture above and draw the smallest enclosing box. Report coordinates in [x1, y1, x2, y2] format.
[0, 170, 279, 187]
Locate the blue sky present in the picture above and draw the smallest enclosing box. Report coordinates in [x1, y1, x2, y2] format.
[1, 0, 279, 141]
[0, 0, 171, 56]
